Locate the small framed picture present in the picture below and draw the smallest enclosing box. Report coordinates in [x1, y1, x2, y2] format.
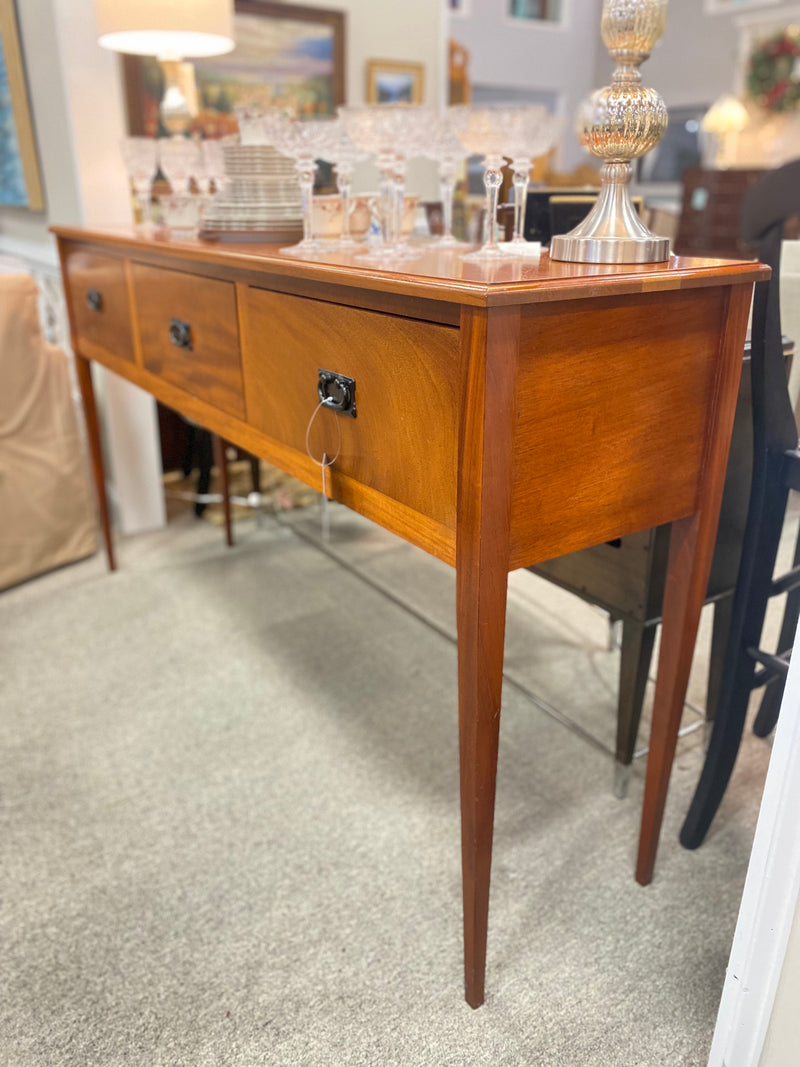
[366, 60, 425, 105]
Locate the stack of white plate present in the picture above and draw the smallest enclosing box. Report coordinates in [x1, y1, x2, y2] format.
[200, 144, 303, 241]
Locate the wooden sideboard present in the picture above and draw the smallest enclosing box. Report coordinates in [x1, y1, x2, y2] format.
[54, 227, 766, 1006]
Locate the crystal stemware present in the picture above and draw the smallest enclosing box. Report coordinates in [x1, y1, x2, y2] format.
[120, 136, 157, 231]
[156, 138, 203, 235]
[323, 129, 366, 249]
[157, 137, 202, 196]
[502, 107, 559, 253]
[338, 105, 399, 257]
[339, 104, 430, 260]
[424, 113, 466, 246]
[449, 106, 516, 261]
[391, 105, 435, 256]
[274, 117, 344, 258]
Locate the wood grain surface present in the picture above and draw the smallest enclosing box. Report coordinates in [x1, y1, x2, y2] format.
[52, 227, 766, 309]
[456, 303, 520, 1007]
[62, 248, 135, 366]
[509, 287, 726, 568]
[130, 262, 245, 419]
[636, 282, 754, 886]
[240, 287, 460, 530]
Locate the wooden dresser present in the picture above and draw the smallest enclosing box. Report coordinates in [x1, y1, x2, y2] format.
[54, 227, 766, 1005]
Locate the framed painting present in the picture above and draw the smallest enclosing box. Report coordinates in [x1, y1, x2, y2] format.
[0, 0, 44, 210]
[508, 0, 564, 21]
[123, 1, 346, 138]
[366, 60, 425, 105]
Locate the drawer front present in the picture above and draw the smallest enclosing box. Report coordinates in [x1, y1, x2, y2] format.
[131, 263, 245, 418]
[241, 288, 459, 528]
[64, 250, 135, 365]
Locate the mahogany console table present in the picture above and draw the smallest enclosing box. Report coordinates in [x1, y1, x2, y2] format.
[54, 227, 765, 1006]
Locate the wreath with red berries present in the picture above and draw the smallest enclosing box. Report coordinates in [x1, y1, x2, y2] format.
[746, 29, 800, 113]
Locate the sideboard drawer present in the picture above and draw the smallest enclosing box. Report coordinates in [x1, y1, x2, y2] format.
[130, 263, 245, 418]
[241, 288, 459, 528]
[64, 250, 135, 365]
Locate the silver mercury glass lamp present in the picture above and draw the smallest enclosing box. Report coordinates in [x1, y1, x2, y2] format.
[550, 0, 670, 264]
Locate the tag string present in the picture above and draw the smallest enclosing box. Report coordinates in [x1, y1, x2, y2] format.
[304, 399, 343, 543]
[304, 398, 342, 475]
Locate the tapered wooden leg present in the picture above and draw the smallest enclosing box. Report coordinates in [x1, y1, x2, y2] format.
[74, 357, 116, 571]
[636, 283, 751, 886]
[456, 304, 519, 1007]
[457, 562, 509, 1009]
[637, 515, 711, 883]
[212, 434, 234, 548]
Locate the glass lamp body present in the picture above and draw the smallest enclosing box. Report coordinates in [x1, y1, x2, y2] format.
[550, 0, 671, 264]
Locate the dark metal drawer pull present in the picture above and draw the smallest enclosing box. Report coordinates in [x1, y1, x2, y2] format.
[86, 289, 103, 312]
[168, 318, 193, 351]
[318, 369, 356, 417]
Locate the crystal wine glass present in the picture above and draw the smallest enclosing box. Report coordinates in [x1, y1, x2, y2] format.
[339, 104, 430, 260]
[120, 136, 157, 231]
[156, 138, 203, 235]
[322, 128, 366, 249]
[200, 139, 227, 196]
[390, 105, 434, 256]
[424, 112, 467, 246]
[502, 107, 559, 253]
[157, 137, 202, 196]
[274, 117, 344, 258]
[449, 105, 515, 261]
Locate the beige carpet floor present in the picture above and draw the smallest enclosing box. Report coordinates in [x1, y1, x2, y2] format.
[0, 496, 788, 1066]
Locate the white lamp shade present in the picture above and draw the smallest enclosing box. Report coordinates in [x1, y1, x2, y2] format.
[95, 0, 235, 59]
[701, 94, 750, 136]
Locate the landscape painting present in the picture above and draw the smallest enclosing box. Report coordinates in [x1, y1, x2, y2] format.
[0, 0, 44, 210]
[366, 60, 425, 105]
[0, 37, 26, 205]
[124, 1, 345, 138]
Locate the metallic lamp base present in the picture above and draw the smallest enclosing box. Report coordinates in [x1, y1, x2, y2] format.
[549, 232, 671, 264]
[548, 161, 671, 265]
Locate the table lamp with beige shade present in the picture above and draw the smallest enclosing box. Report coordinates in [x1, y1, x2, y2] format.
[700, 94, 751, 169]
[94, 0, 235, 135]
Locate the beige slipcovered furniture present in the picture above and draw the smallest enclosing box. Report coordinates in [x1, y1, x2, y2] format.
[0, 271, 96, 590]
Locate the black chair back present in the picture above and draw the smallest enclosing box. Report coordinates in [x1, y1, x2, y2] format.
[680, 157, 800, 849]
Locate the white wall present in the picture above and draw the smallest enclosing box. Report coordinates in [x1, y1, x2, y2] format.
[707, 618, 800, 1067]
[760, 907, 800, 1067]
[448, 0, 604, 170]
[598, 0, 741, 111]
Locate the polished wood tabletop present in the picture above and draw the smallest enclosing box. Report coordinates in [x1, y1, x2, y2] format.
[54, 226, 767, 1006]
[52, 225, 763, 303]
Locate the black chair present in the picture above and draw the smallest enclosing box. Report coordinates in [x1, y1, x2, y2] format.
[680, 158, 800, 850]
[179, 422, 260, 548]
[548, 194, 599, 238]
